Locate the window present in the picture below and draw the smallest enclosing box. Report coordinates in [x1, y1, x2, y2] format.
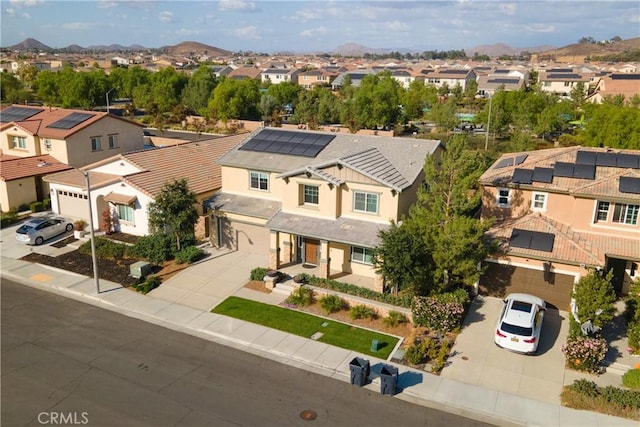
[351, 246, 374, 265]
[116, 204, 134, 223]
[353, 191, 378, 214]
[108, 134, 118, 149]
[497, 188, 511, 207]
[303, 185, 319, 205]
[531, 192, 547, 211]
[249, 171, 269, 191]
[12, 136, 27, 149]
[91, 136, 102, 151]
[612, 203, 639, 225]
[595, 201, 610, 222]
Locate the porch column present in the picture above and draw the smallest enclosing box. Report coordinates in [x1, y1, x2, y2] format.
[268, 230, 280, 270]
[281, 237, 293, 264]
[318, 239, 330, 279]
[373, 272, 384, 293]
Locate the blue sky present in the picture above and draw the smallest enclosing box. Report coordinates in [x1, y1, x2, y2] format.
[1, 0, 639, 53]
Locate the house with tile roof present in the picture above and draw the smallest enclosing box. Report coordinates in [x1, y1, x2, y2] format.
[42, 134, 246, 239]
[298, 69, 339, 90]
[478, 146, 640, 309]
[425, 68, 477, 92]
[588, 73, 640, 104]
[210, 127, 442, 291]
[0, 154, 73, 212]
[537, 68, 591, 97]
[260, 68, 300, 85]
[0, 105, 145, 168]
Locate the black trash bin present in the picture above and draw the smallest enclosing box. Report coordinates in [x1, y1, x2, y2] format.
[379, 364, 398, 395]
[349, 357, 370, 386]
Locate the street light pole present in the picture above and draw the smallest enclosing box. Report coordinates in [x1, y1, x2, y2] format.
[83, 171, 101, 294]
[106, 88, 115, 115]
[484, 93, 493, 151]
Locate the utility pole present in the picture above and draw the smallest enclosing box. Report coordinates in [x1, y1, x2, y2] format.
[83, 171, 101, 294]
[484, 94, 493, 151]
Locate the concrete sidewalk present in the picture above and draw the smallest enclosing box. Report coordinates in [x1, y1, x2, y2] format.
[1, 253, 637, 427]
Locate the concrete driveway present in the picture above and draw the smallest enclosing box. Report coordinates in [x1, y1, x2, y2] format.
[441, 295, 569, 405]
[1, 213, 76, 260]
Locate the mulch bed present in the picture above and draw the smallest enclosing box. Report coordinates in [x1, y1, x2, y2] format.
[104, 232, 140, 244]
[244, 280, 272, 294]
[51, 236, 78, 248]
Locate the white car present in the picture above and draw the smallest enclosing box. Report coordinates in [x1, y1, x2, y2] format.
[15, 217, 73, 245]
[494, 293, 546, 355]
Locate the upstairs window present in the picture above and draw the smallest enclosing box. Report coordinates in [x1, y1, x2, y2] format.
[12, 136, 27, 149]
[595, 201, 610, 222]
[249, 171, 269, 191]
[302, 185, 319, 205]
[497, 188, 511, 207]
[612, 203, 639, 225]
[353, 191, 378, 214]
[532, 192, 547, 211]
[91, 136, 102, 151]
[108, 134, 119, 149]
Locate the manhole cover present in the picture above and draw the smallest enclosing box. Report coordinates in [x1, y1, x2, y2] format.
[299, 410, 317, 421]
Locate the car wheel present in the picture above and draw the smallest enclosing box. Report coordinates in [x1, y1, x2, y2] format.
[35, 236, 44, 245]
[66, 223, 73, 232]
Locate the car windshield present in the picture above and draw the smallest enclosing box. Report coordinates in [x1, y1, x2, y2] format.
[501, 322, 533, 337]
[16, 224, 35, 233]
[511, 301, 533, 312]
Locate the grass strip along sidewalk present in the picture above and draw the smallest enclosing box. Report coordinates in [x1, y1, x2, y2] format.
[212, 296, 399, 359]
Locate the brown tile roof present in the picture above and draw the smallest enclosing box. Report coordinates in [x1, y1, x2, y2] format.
[480, 146, 640, 202]
[44, 134, 245, 198]
[1, 154, 73, 181]
[43, 169, 121, 189]
[227, 67, 262, 80]
[487, 213, 640, 267]
[0, 105, 143, 139]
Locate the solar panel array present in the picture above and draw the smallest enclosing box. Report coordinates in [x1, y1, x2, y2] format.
[611, 74, 640, 80]
[510, 228, 555, 252]
[511, 168, 533, 184]
[494, 154, 528, 169]
[440, 69, 468, 75]
[239, 129, 335, 158]
[619, 177, 640, 194]
[576, 150, 640, 169]
[487, 78, 520, 84]
[553, 162, 596, 179]
[47, 112, 94, 129]
[1, 106, 43, 123]
[532, 167, 554, 183]
[547, 73, 581, 79]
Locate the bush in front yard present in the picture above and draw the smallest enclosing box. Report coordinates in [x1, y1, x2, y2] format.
[623, 369, 640, 390]
[383, 310, 407, 327]
[319, 294, 348, 314]
[79, 237, 127, 260]
[132, 276, 161, 294]
[250, 267, 268, 281]
[175, 245, 205, 264]
[349, 304, 377, 320]
[285, 286, 315, 307]
[412, 289, 469, 333]
[561, 336, 608, 374]
[29, 201, 44, 212]
[128, 234, 173, 264]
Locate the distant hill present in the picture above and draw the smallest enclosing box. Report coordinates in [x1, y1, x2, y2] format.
[466, 43, 555, 58]
[8, 38, 51, 51]
[534, 37, 640, 62]
[158, 41, 232, 57]
[332, 43, 390, 56]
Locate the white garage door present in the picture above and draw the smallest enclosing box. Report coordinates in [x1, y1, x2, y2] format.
[56, 190, 90, 220]
[221, 219, 270, 255]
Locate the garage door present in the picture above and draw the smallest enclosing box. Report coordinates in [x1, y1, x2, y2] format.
[479, 262, 575, 310]
[220, 219, 270, 255]
[56, 190, 90, 220]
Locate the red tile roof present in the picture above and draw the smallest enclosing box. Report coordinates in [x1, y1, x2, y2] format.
[1, 154, 73, 181]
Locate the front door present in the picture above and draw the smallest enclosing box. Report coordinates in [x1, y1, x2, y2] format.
[304, 238, 320, 265]
[607, 258, 627, 294]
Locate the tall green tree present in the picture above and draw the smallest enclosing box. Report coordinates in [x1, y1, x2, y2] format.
[208, 77, 260, 122]
[147, 179, 199, 251]
[181, 64, 218, 115]
[1, 72, 31, 104]
[572, 270, 616, 329]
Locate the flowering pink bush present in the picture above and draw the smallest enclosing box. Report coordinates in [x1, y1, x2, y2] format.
[412, 295, 466, 333]
[562, 336, 608, 374]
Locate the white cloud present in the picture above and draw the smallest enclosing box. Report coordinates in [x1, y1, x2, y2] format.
[5, 7, 15, 16]
[218, 0, 256, 12]
[175, 28, 203, 37]
[9, 0, 43, 7]
[60, 22, 100, 31]
[525, 23, 555, 33]
[372, 20, 410, 32]
[159, 11, 174, 23]
[291, 8, 321, 22]
[21, 11, 30, 19]
[300, 26, 327, 38]
[233, 25, 260, 40]
[97, 1, 119, 9]
[499, 3, 517, 16]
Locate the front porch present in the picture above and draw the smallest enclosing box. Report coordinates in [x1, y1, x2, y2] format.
[277, 262, 377, 290]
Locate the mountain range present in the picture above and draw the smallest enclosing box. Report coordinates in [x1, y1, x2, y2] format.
[5, 37, 639, 60]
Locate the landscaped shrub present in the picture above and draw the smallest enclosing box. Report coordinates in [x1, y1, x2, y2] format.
[564, 379, 640, 418]
[128, 234, 173, 264]
[304, 275, 412, 308]
[349, 304, 377, 320]
[250, 267, 268, 281]
[285, 286, 315, 307]
[383, 310, 407, 327]
[404, 343, 426, 365]
[600, 386, 640, 409]
[568, 378, 601, 398]
[0, 210, 18, 228]
[132, 276, 161, 294]
[18, 203, 29, 212]
[623, 369, 640, 390]
[319, 294, 348, 314]
[561, 336, 608, 374]
[79, 237, 127, 260]
[412, 290, 469, 333]
[628, 321, 640, 352]
[43, 198, 51, 210]
[29, 201, 44, 212]
[175, 245, 205, 264]
[73, 219, 88, 231]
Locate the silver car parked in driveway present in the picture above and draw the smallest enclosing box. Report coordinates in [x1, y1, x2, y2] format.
[15, 217, 73, 245]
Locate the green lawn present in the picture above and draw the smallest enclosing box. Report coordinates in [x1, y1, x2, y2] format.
[212, 296, 398, 358]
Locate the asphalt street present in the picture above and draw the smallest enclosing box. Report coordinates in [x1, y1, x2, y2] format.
[1, 280, 494, 427]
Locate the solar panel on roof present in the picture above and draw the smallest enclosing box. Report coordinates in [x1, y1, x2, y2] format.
[510, 228, 555, 252]
[515, 154, 528, 165]
[611, 74, 640, 80]
[619, 177, 640, 194]
[494, 158, 514, 169]
[617, 153, 640, 169]
[549, 68, 573, 73]
[239, 129, 335, 158]
[596, 152, 618, 166]
[47, 112, 94, 129]
[1, 106, 43, 123]
[576, 150, 597, 165]
[512, 168, 533, 184]
[547, 73, 581, 79]
[532, 167, 554, 183]
[554, 162, 574, 177]
[487, 78, 520, 84]
[573, 163, 596, 180]
[441, 69, 467, 74]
